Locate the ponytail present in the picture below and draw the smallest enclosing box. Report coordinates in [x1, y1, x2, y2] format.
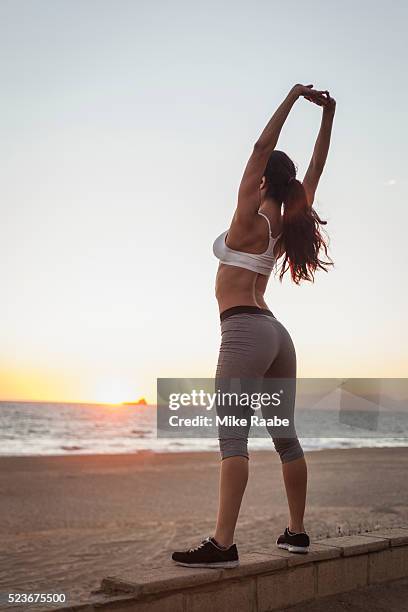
[274, 178, 333, 284]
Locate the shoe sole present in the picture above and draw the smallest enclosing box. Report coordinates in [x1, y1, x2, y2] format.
[172, 560, 239, 569]
[277, 542, 309, 554]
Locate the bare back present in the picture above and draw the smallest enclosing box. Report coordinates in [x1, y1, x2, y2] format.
[215, 207, 283, 312]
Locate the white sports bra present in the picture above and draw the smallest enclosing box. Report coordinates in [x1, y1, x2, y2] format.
[213, 212, 281, 276]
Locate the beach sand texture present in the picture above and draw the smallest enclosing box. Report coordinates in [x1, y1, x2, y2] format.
[1, 447, 407, 608]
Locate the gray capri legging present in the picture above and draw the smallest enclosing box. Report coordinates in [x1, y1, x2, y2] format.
[215, 306, 304, 463]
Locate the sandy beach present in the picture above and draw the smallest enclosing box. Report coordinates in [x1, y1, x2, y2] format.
[1, 447, 408, 607]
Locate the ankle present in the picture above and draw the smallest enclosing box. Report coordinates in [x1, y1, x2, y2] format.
[213, 534, 233, 549]
[288, 523, 305, 534]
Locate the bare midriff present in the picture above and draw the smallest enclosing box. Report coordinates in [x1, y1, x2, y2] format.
[215, 263, 270, 313]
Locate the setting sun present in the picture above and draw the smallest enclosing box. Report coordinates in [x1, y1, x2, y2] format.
[92, 380, 140, 405]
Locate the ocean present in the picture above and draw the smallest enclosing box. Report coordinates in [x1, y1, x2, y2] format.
[1, 398, 407, 456]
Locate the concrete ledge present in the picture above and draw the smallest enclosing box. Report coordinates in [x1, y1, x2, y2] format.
[316, 534, 389, 556]
[54, 528, 408, 612]
[360, 527, 408, 547]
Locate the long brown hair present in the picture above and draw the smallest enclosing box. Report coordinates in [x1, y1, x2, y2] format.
[263, 150, 333, 284]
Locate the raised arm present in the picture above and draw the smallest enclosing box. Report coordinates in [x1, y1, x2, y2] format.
[235, 83, 326, 226]
[302, 92, 336, 207]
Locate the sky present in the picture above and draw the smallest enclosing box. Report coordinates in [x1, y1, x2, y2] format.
[0, 0, 407, 404]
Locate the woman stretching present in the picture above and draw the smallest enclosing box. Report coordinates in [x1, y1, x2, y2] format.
[172, 83, 335, 567]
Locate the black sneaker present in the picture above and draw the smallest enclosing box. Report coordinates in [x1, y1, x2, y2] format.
[172, 536, 239, 568]
[276, 527, 310, 553]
